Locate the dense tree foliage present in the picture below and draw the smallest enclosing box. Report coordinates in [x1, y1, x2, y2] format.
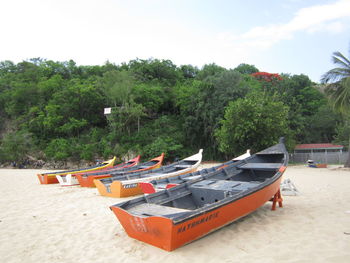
[0, 58, 344, 165]
[215, 91, 290, 157]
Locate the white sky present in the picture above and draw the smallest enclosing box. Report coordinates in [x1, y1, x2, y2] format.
[1, 0, 350, 82]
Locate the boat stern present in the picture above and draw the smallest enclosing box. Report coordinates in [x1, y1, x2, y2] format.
[37, 173, 58, 184]
[110, 205, 175, 251]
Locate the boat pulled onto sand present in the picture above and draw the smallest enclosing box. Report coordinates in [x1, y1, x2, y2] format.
[110, 138, 288, 251]
[75, 153, 164, 187]
[95, 149, 203, 198]
[36, 157, 116, 184]
[56, 155, 140, 186]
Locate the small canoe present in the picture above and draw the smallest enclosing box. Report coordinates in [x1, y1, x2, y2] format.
[56, 155, 140, 186]
[94, 149, 203, 198]
[110, 139, 288, 251]
[36, 157, 116, 184]
[139, 150, 250, 194]
[75, 153, 165, 187]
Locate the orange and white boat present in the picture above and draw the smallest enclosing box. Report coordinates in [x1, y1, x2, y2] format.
[94, 149, 203, 198]
[110, 139, 288, 251]
[139, 150, 250, 194]
[36, 157, 116, 184]
[56, 155, 140, 186]
[75, 153, 164, 187]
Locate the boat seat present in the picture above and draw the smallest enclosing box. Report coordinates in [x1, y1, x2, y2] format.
[182, 175, 202, 181]
[238, 163, 281, 170]
[128, 203, 190, 216]
[189, 180, 260, 206]
[156, 190, 192, 205]
[153, 183, 168, 189]
[174, 164, 193, 168]
[138, 165, 151, 169]
[140, 173, 163, 178]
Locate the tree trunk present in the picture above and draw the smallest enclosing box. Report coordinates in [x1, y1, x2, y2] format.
[345, 137, 350, 167]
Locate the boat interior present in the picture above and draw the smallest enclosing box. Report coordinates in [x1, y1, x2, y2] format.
[100, 160, 199, 184]
[119, 151, 286, 218]
[86, 160, 160, 177]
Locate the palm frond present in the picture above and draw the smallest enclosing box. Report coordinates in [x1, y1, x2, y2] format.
[323, 49, 350, 115]
[332, 51, 350, 69]
[321, 68, 350, 83]
[326, 77, 350, 114]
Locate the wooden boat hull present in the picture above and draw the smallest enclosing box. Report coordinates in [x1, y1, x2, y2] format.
[62, 156, 140, 187]
[110, 139, 288, 251]
[95, 166, 199, 198]
[76, 154, 164, 187]
[110, 171, 285, 251]
[36, 157, 116, 184]
[95, 150, 203, 197]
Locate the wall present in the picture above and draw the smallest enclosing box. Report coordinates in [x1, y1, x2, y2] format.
[289, 152, 348, 164]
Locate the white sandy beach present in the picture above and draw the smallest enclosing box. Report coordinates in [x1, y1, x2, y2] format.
[0, 165, 349, 263]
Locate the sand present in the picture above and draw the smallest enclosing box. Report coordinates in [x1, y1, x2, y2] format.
[0, 165, 349, 263]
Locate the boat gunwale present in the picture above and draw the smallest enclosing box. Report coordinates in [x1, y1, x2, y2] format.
[115, 166, 285, 225]
[112, 144, 288, 225]
[101, 150, 203, 185]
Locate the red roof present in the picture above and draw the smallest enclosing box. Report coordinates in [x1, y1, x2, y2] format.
[295, 143, 343, 149]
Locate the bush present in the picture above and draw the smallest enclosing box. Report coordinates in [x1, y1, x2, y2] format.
[0, 130, 34, 162]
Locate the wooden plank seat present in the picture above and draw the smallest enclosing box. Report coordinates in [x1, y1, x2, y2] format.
[238, 163, 281, 170]
[182, 175, 202, 181]
[174, 164, 194, 168]
[138, 165, 152, 169]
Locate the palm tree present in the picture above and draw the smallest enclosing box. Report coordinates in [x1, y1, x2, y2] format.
[321, 49, 350, 167]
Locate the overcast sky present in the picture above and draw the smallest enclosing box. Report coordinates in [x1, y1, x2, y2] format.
[1, 0, 350, 82]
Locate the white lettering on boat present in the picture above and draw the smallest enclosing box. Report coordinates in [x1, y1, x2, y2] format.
[130, 217, 148, 232]
[123, 183, 138, 189]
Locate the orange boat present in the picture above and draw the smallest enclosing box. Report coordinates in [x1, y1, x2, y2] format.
[94, 150, 203, 198]
[56, 155, 140, 186]
[110, 138, 288, 251]
[75, 153, 164, 187]
[36, 157, 116, 184]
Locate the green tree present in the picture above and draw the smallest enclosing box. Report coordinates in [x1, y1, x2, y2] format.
[100, 70, 135, 107]
[127, 58, 181, 86]
[303, 104, 341, 143]
[321, 48, 350, 167]
[196, 63, 226, 80]
[177, 70, 256, 159]
[234, 63, 259, 74]
[45, 138, 72, 161]
[215, 91, 290, 157]
[0, 130, 34, 162]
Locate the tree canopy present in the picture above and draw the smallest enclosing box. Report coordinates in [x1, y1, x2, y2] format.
[0, 58, 343, 165]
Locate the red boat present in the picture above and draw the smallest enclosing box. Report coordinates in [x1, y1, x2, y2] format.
[56, 155, 140, 186]
[110, 138, 288, 251]
[75, 153, 164, 187]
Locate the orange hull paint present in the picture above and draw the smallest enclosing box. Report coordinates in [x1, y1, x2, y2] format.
[96, 167, 198, 198]
[37, 173, 59, 184]
[111, 176, 284, 251]
[78, 154, 164, 188]
[75, 174, 112, 187]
